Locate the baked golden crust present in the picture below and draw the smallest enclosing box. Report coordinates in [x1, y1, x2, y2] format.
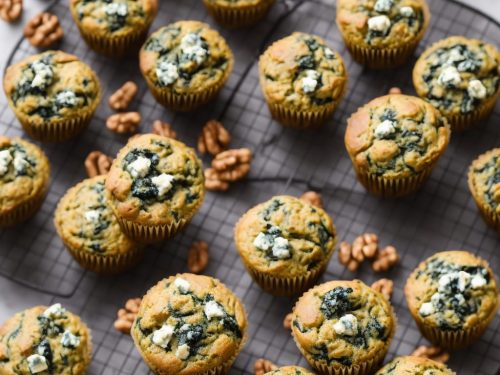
[0, 305, 92, 375]
[259, 32, 347, 112]
[374, 356, 455, 375]
[336, 0, 429, 49]
[3, 51, 101, 127]
[468, 148, 500, 214]
[0, 136, 49, 215]
[345, 94, 450, 178]
[413, 36, 500, 116]
[131, 274, 247, 375]
[405, 251, 498, 332]
[54, 175, 138, 256]
[292, 280, 395, 368]
[105, 134, 204, 227]
[234, 195, 336, 278]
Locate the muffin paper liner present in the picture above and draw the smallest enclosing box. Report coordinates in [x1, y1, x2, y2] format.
[202, 0, 276, 28]
[444, 91, 500, 132]
[76, 26, 150, 57]
[0, 185, 48, 227]
[266, 101, 338, 129]
[64, 244, 145, 275]
[353, 164, 435, 198]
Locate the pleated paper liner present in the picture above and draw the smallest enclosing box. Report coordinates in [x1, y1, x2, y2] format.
[266, 101, 338, 129]
[0, 184, 48, 227]
[202, 0, 276, 28]
[115, 215, 189, 244]
[76, 26, 151, 57]
[64, 245, 145, 275]
[468, 164, 500, 232]
[353, 164, 435, 198]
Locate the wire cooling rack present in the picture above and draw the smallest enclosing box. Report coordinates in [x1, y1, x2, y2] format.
[1, 0, 500, 374]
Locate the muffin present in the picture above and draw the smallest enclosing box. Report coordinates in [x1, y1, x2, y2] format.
[291, 280, 396, 375]
[259, 32, 347, 128]
[336, 0, 430, 69]
[0, 304, 92, 375]
[69, 0, 158, 57]
[413, 36, 500, 131]
[0, 136, 50, 227]
[131, 273, 247, 375]
[203, 0, 276, 28]
[266, 366, 316, 375]
[139, 21, 234, 111]
[374, 356, 455, 375]
[3, 51, 101, 142]
[105, 134, 205, 243]
[54, 175, 143, 274]
[234, 195, 336, 296]
[468, 148, 500, 231]
[405, 250, 498, 349]
[344, 94, 450, 197]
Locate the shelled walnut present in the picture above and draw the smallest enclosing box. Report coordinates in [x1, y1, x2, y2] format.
[24, 12, 63, 47]
[371, 278, 393, 300]
[412, 345, 449, 363]
[300, 191, 323, 208]
[0, 0, 22, 22]
[205, 148, 252, 191]
[187, 241, 209, 274]
[84, 151, 113, 177]
[108, 81, 138, 111]
[254, 358, 277, 375]
[152, 120, 176, 139]
[106, 112, 141, 134]
[372, 245, 399, 272]
[338, 233, 378, 271]
[197, 120, 231, 156]
[114, 298, 141, 334]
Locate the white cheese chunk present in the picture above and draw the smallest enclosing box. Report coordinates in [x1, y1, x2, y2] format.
[151, 173, 174, 197]
[419, 302, 435, 317]
[374, 120, 396, 139]
[333, 314, 358, 336]
[27, 354, 48, 373]
[127, 156, 151, 178]
[471, 273, 487, 288]
[55, 90, 77, 107]
[13, 151, 29, 174]
[374, 0, 394, 13]
[0, 149, 13, 176]
[301, 70, 320, 94]
[180, 33, 208, 65]
[368, 15, 391, 34]
[204, 300, 225, 320]
[61, 331, 80, 348]
[156, 60, 179, 86]
[324, 47, 335, 59]
[438, 65, 461, 87]
[84, 210, 100, 223]
[151, 324, 175, 348]
[105, 3, 128, 16]
[43, 303, 66, 319]
[456, 271, 471, 292]
[467, 79, 487, 99]
[31, 61, 53, 89]
[253, 232, 272, 251]
[176, 343, 190, 359]
[174, 277, 190, 293]
[447, 47, 465, 63]
[399, 6, 414, 17]
[272, 236, 290, 259]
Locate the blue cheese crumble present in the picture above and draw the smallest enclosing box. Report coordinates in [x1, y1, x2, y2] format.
[151, 173, 174, 197]
[156, 58, 179, 86]
[151, 324, 175, 348]
[61, 331, 81, 348]
[30, 60, 54, 89]
[127, 156, 151, 178]
[174, 277, 190, 294]
[301, 70, 320, 94]
[374, 119, 396, 139]
[438, 65, 462, 87]
[368, 15, 391, 34]
[42, 303, 66, 319]
[333, 314, 358, 336]
[0, 150, 13, 176]
[204, 300, 225, 320]
[27, 354, 48, 374]
[253, 226, 291, 260]
[374, 0, 394, 13]
[180, 33, 208, 65]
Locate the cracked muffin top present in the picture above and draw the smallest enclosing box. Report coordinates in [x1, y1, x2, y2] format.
[292, 280, 395, 368]
[468, 148, 500, 214]
[345, 94, 450, 178]
[234, 195, 336, 278]
[336, 0, 429, 48]
[140, 20, 233, 94]
[0, 304, 91, 375]
[259, 32, 347, 111]
[413, 36, 500, 116]
[405, 251, 498, 332]
[131, 274, 247, 375]
[3, 51, 101, 126]
[105, 134, 204, 226]
[54, 175, 138, 256]
[375, 356, 455, 375]
[70, 0, 158, 37]
[0, 136, 49, 215]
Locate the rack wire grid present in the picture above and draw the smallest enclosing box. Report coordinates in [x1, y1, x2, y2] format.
[0, 0, 499, 374]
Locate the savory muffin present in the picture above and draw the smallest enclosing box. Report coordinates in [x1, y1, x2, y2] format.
[344, 94, 450, 197]
[405, 250, 498, 349]
[413, 36, 500, 131]
[374, 356, 455, 375]
[0, 304, 92, 375]
[265, 366, 315, 375]
[131, 274, 247, 375]
[468, 148, 500, 231]
[139, 21, 233, 111]
[234, 195, 336, 296]
[336, 0, 430, 69]
[54, 175, 143, 274]
[291, 280, 396, 375]
[259, 32, 347, 128]
[203, 0, 276, 28]
[105, 134, 205, 243]
[3, 51, 101, 142]
[69, 0, 158, 56]
[0, 136, 50, 227]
